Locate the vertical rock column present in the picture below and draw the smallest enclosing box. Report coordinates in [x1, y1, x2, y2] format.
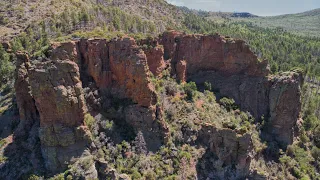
[14, 52, 39, 136]
[143, 44, 166, 77]
[108, 37, 157, 107]
[269, 72, 303, 147]
[28, 59, 91, 173]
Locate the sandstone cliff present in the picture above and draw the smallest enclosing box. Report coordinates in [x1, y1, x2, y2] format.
[160, 30, 303, 147]
[14, 52, 92, 175]
[11, 31, 303, 177]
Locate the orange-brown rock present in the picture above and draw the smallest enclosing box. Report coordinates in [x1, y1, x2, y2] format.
[143, 45, 166, 77]
[78, 39, 112, 88]
[29, 60, 87, 127]
[108, 37, 157, 107]
[41, 37, 163, 150]
[176, 60, 186, 82]
[28, 58, 90, 173]
[161, 30, 269, 77]
[12, 30, 304, 177]
[161, 30, 182, 60]
[160, 30, 302, 147]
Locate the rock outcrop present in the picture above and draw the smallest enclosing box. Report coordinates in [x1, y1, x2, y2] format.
[78, 39, 110, 88]
[108, 37, 157, 107]
[197, 124, 253, 179]
[268, 71, 303, 147]
[77, 37, 157, 108]
[13, 51, 92, 174]
[14, 52, 38, 135]
[12, 31, 303, 177]
[43, 37, 165, 150]
[28, 58, 91, 174]
[143, 44, 166, 77]
[176, 60, 187, 82]
[160, 30, 303, 147]
[0, 52, 44, 179]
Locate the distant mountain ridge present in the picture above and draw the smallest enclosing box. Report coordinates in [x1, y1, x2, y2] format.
[231, 12, 258, 18]
[233, 8, 320, 37]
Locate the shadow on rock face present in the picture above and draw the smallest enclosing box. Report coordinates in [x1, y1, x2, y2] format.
[0, 113, 45, 179]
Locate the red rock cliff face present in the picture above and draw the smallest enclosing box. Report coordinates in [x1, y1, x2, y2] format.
[47, 37, 165, 150]
[14, 51, 92, 174]
[28, 58, 91, 174]
[269, 72, 303, 146]
[13, 31, 303, 175]
[161, 30, 269, 77]
[160, 30, 302, 147]
[76, 38, 158, 108]
[108, 37, 157, 107]
[78, 39, 111, 89]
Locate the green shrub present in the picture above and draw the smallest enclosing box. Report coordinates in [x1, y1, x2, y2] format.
[84, 114, 95, 131]
[240, 112, 249, 122]
[313, 126, 320, 148]
[0, 139, 6, 149]
[131, 169, 142, 180]
[0, 155, 6, 163]
[0, 44, 14, 85]
[144, 170, 156, 180]
[204, 90, 215, 103]
[27, 174, 41, 180]
[292, 167, 304, 179]
[105, 120, 113, 130]
[0, 16, 8, 25]
[311, 147, 320, 161]
[303, 114, 319, 131]
[219, 97, 236, 111]
[183, 82, 197, 101]
[204, 81, 212, 91]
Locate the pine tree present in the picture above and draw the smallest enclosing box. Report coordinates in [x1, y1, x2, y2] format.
[133, 131, 147, 155]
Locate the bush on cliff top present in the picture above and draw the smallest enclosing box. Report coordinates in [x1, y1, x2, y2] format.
[0, 44, 14, 86]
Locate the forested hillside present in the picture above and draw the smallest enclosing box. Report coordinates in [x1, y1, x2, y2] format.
[232, 8, 320, 37]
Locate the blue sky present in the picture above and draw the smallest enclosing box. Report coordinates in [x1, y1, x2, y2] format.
[166, 0, 320, 16]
